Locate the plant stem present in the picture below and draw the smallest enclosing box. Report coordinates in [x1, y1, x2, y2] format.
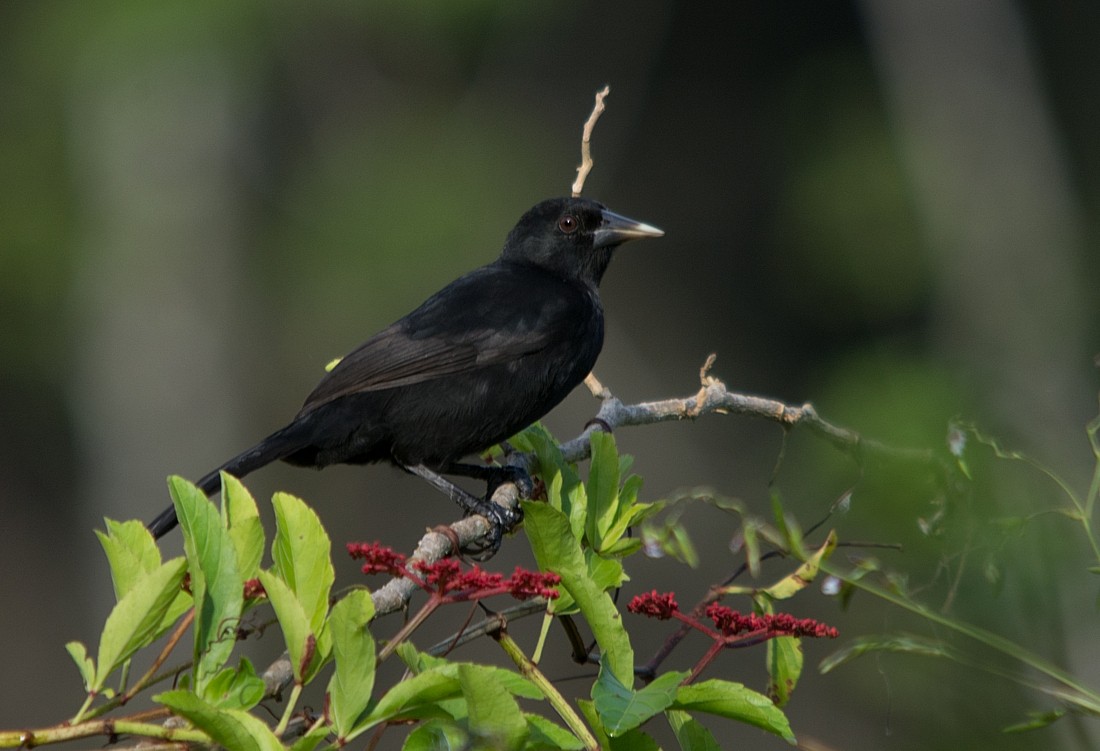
[0, 720, 209, 748]
[491, 621, 599, 751]
[274, 682, 303, 737]
[825, 561, 1100, 715]
[378, 600, 439, 663]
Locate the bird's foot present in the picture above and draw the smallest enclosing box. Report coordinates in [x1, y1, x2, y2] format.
[405, 462, 523, 559]
[465, 495, 524, 560]
[486, 465, 534, 499]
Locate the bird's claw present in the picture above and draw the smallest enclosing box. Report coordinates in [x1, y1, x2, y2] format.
[465, 497, 524, 560]
[487, 465, 535, 499]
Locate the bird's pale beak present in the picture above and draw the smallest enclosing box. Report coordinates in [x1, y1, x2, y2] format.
[593, 209, 664, 248]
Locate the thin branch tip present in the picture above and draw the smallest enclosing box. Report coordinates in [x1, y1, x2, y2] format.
[571, 86, 611, 197]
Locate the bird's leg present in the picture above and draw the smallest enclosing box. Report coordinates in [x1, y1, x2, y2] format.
[404, 463, 523, 556]
[442, 462, 535, 498]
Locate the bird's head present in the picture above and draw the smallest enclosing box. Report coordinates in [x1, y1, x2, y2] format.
[500, 197, 663, 285]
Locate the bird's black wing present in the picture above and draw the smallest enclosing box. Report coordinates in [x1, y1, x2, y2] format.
[299, 263, 590, 413]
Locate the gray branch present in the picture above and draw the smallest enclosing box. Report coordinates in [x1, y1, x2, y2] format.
[262, 356, 937, 698]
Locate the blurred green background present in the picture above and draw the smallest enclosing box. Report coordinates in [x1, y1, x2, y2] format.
[2, 2, 1098, 748]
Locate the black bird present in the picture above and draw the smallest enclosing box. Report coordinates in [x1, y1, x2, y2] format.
[148, 196, 662, 546]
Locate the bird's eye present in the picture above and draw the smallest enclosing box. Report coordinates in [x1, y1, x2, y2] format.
[558, 214, 578, 234]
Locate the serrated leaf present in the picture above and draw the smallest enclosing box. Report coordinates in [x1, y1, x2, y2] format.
[170, 475, 244, 692]
[97, 518, 162, 600]
[257, 570, 315, 685]
[156, 689, 283, 751]
[592, 662, 686, 737]
[586, 432, 621, 549]
[525, 714, 586, 750]
[65, 641, 96, 692]
[202, 658, 265, 711]
[271, 492, 334, 633]
[672, 680, 795, 744]
[668, 709, 720, 751]
[461, 663, 527, 749]
[524, 502, 634, 686]
[328, 589, 377, 739]
[586, 551, 626, 591]
[818, 633, 953, 674]
[94, 557, 188, 690]
[220, 474, 264, 579]
[359, 668, 463, 735]
[398, 647, 542, 700]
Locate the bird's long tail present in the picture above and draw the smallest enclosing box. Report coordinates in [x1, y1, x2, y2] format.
[147, 423, 308, 539]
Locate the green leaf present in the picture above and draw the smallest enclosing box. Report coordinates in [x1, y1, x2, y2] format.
[170, 475, 244, 693]
[271, 492, 334, 633]
[358, 668, 463, 736]
[96, 518, 162, 600]
[202, 658, 266, 711]
[220, 474, 264, 579]
[586, 431, 621, 549]
[763, 530, 837, 600]
[601, 476, 655, 547]
[586, 550, 627, 591]
[97, 518, 192, 638]
[94, 557, 188, 690]
[592, 662, 686, 737]
[65, 641, 96, 693]
[398, 647, 541, 700]
[668, 710, 720, 750]
[460, 663, 528, 749]
[672, 680, 795, 744]
[766, 636, 802, 708]
[524, 502, 634, 686]
[156, 689, 284, 751]
[608, 729, 661, 750]
[818, 633, 953, 674]
[328, 589, 377, 739]
[525, 714, 586, 750]
[1003, 708, 1068, 733]
[257, 570, 315, 685]
[401, 720, 468, 750]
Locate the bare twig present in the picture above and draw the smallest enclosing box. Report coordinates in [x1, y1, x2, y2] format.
[571, 86, 610, 197]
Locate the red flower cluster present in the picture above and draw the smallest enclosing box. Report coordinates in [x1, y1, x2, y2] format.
[507, 567, 562, 600]
[705, 603, 838, 639]
[628, 590, 838, 640]
[628, 590, 680, 619]
[346, 541, 408, 576]
[345, 541, 560, 602]
[413, 559, 502, 593]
